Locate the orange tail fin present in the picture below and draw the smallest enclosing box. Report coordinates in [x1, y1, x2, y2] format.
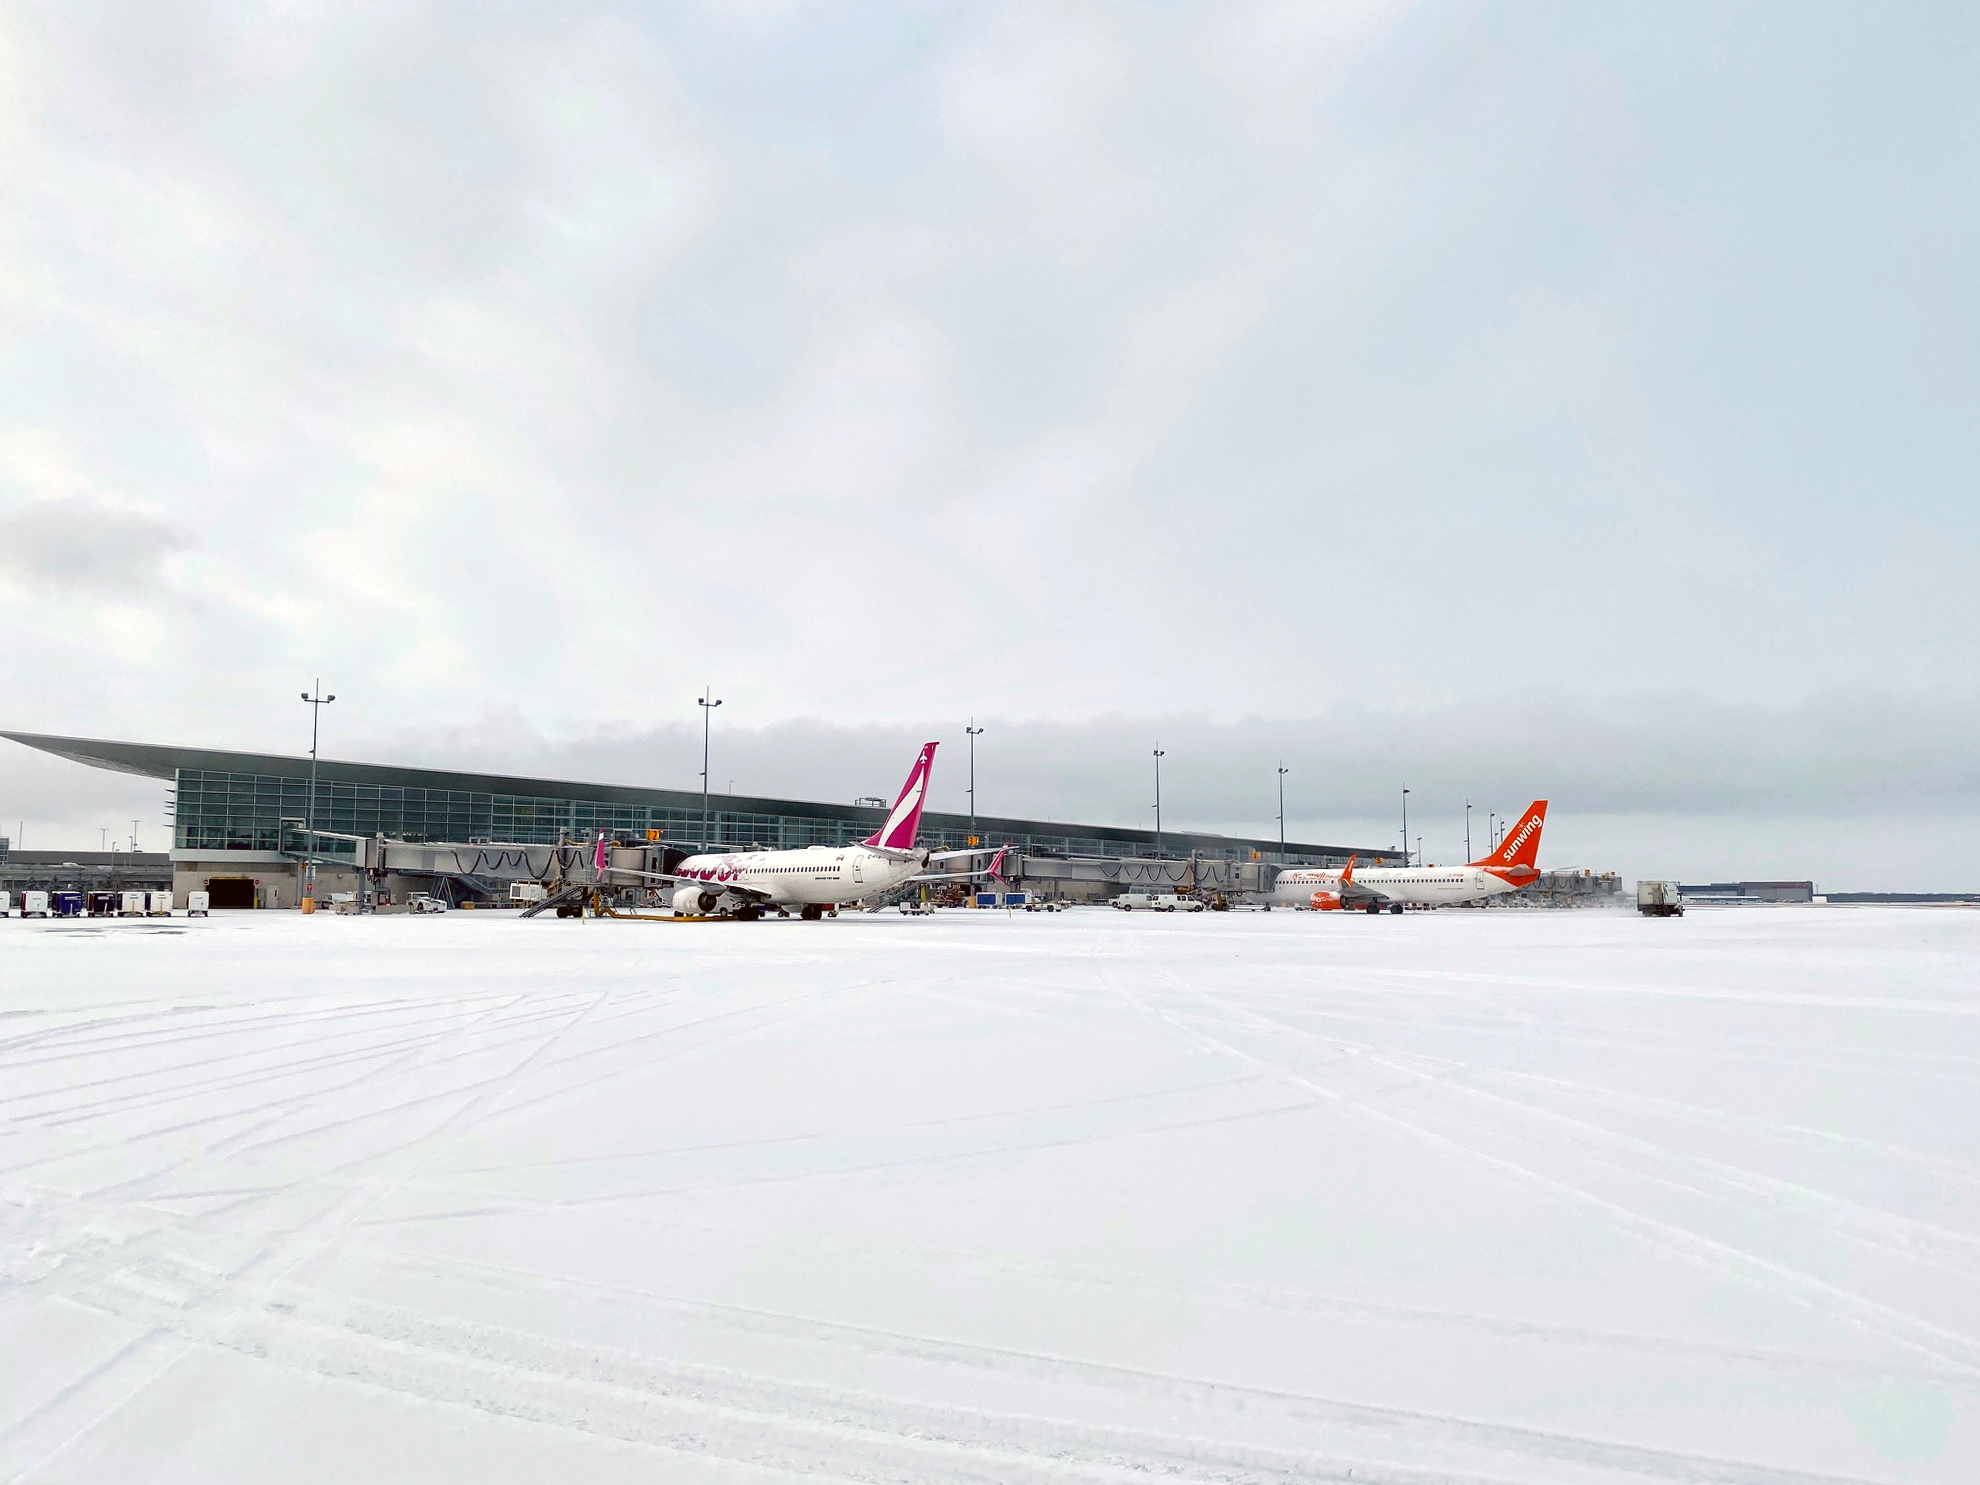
[1472, 801, 1547, 873]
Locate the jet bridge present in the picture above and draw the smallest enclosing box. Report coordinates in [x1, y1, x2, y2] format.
[1008, 855, 1275, 898]
[278, 829, 688, 907]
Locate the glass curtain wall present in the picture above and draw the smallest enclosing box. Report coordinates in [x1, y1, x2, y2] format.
[171, 767, 1358, 866]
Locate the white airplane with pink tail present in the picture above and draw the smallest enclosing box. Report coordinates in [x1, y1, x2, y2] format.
[638, 742, 1001, 919]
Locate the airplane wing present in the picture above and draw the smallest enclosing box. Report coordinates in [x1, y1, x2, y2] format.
[1313, 855, 1385, 908]
[925, 844, 1008, 863]
[909, 844, 1009, 884]
[610, 867, 773, 902]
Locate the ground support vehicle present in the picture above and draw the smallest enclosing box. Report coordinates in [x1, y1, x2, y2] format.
[1636, 881, 1684, 917]
[186, 890, 210, 916]
[408, 893, 448, 914]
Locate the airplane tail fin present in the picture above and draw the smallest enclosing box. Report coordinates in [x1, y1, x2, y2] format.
[863, 743, 938, 850]
[1341, 855, 1356, 883]
[987, 845, 1009, 882]
[1472, 801, 1548, 872]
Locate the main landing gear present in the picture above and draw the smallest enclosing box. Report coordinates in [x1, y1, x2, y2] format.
[800, 904, 823, 921]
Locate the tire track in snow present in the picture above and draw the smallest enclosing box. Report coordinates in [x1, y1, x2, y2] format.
[44, 1267, 1906, 1485]
[1125, 968, 1980, 1375]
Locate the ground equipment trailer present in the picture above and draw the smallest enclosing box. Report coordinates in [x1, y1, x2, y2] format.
[1636, 881, 1684, 917]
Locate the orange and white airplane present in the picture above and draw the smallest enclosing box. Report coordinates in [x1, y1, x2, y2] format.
[1270, 801, 1548, 913]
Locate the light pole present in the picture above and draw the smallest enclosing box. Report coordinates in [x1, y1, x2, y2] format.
[699, 688, 723, 851]
[966, 720, 984, 842]
[1152, 748, 1166, 858]
[1401, 785, 1410, 867]
[301, 681, 336, 903]
[1416, 834, 1422, 870]
[1465, 800, 1473, 862]
[1277, 762, 1289, 860]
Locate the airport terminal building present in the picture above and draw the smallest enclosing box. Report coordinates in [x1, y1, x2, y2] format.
[5, 732, 1400, 906]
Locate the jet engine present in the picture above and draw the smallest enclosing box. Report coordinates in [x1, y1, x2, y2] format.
[1309, 891, 1345, 911]
[674, 884, 722, 915]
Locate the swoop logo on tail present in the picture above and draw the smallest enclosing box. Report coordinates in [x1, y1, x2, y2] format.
[1473, 801, 1547, 884]
[864, 742, 938, 850]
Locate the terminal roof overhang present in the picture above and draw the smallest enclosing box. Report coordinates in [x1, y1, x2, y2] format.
[2, 730, 1399, 861]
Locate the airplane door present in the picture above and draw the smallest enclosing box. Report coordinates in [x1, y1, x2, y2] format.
[852, 855, 864, 885]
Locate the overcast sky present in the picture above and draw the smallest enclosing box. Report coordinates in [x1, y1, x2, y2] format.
[1, 1, 1975, 888]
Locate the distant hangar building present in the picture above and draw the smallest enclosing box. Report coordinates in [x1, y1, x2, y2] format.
[4, 731, 1401, 905]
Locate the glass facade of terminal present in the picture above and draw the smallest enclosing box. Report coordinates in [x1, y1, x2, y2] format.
[2, 734, 1387, 868]
[168, 766, 1360, 865]
[171, 769, 745, 852]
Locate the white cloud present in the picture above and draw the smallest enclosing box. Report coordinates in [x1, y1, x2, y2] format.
[0, 1, 1973, 880]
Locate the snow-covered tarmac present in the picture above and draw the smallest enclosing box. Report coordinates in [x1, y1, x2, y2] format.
[2, 905, 1976, 1483]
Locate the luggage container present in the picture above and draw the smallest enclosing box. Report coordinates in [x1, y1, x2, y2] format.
[973, 892, 998, 908]
[187, 890, 211, 917]
[53, 890, 83, 917]
[23, 891, 50, 918]
[121, 890, 148, 917]
[149, 890, 174, 916]
[87, 890, 121, 917]
[0, 890, 10, 916]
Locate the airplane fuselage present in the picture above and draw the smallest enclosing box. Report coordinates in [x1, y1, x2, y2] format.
[1271, 864, 1532, 910]
[673, 844, 928, 907]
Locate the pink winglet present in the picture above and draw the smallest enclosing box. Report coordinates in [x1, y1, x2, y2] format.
[594, 831, 607, 873]
[863, 743, 939, 849]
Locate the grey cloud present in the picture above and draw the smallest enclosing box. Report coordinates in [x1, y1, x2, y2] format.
[369, 689, 1980, 831]
[0, 496, 188, 593]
